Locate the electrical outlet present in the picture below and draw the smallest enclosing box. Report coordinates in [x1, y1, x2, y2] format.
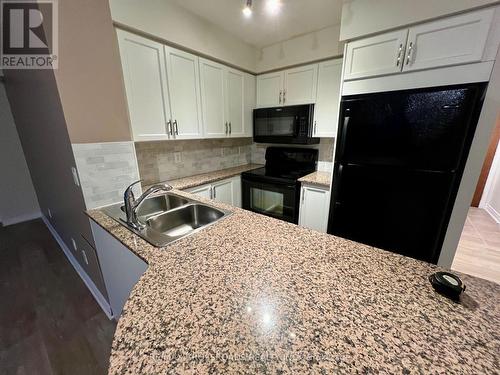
[174, 152, 182, 163]
[71, 238, 77, 251]
[47, 208, 52, 219]
[81, 250, 89, 265]
[71, 167, 80, 187]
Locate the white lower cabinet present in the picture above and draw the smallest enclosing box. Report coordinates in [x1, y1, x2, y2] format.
[298, 184, 330, 233]
[187, 184, 212, 199]
[90, 220, 148, 320]
[185, 176, 241, 207]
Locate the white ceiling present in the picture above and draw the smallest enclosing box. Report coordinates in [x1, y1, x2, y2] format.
[171, 0, 343, 48]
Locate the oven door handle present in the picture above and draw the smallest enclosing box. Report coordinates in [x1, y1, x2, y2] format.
[293, 115, 300, 137]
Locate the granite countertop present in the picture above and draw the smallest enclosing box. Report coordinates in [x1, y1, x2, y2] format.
[298, 171, 332, 188]
[158, 164, 263, 190]
[87, 190, 500, 374]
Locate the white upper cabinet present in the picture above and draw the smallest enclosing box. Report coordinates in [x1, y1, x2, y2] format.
[256, 71, 284, 107]
[403, 8, 495, 72]
[164, 47, 203, 139]
[313, 59, 343, 138]
[257, 64, 319, 107]
[243, 73, 256, 138]
[344, 29, 409, 80]
[283, 64, 318, 105]
[344, 7, 496, 81]
[200, 58, 252, 139]
[117, 30, 171, 141]
[199, 58, 226, 138]
[225, 68, 244, 137]
[117, 30, 255, 141]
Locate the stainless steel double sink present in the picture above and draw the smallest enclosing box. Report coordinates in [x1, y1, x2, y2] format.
[102, 192, 231, 247]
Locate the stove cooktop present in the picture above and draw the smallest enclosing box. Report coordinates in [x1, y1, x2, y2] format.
[242, 167, 314, 184]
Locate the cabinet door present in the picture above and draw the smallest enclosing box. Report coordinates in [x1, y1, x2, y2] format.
[78, 238, 108, 300]
[199, 58, 226, 137]
[299, 186, 330, 233]
[165, 47, 203, 139]
[90, 221, 148, 319]
[226, 68, 244, 137]
[344, 29, 408, 80]
[213, 179, 234, 205]
[116, 30, 171, 141]
[403, 8, 494, 72]
[186, 184, 212, 199]
[283, 64, 318, 106]
[256, 72, 283, 108]
[243, 73, 256, 137]
[231, 176, 242, 208]
[313, 59, 343, 138]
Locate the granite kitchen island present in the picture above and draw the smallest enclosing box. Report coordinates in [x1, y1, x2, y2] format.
[87, 190, 500, 374]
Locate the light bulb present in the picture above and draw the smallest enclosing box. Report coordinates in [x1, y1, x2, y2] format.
[265, 0, 281, 15]
[242, 6, 252, 18]
[242, 0, 252, 18]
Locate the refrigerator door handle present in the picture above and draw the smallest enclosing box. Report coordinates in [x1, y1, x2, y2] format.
[338, 116, 350, 159]
[333, 163, 343, 201]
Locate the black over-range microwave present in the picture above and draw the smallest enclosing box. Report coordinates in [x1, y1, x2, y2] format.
[253, 104, 319, 144]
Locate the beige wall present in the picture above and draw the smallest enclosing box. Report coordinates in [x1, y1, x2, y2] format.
[480, 117, 500, 219]
[340, 0, 500, 41]
[0, 82, 40, 225]
[109, 0, 258, 72]
[256, 25, 343, 72]
[52, 0, 131, 143]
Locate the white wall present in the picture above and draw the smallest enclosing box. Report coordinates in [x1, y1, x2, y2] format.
[480, 132, 500, 221]
[256, 25, 343, 72]
[0, 82, 40, 225]
[438, 50, 500, 267]
[109, 0, 257, 72]
[340, 0, 499, 41]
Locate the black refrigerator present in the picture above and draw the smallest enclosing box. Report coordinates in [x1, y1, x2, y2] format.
[327, 83, 487, 264]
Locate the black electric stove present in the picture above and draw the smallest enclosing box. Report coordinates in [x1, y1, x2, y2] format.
[241, 147, 318, 223]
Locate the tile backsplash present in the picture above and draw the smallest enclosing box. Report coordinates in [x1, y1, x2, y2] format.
[136, 138, 335, 185]
[135, 138, 253, 185]
[73, 142, 141, 209]
[251, 138, 335, 165]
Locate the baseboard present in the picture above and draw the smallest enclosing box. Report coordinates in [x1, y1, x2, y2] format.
[485, 204, 500, 224]
[3, 211, 42, 226]
[41, 216, 114, 319]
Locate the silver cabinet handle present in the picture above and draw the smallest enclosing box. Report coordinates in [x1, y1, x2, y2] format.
[166, 120, 172, 136]
[229, 122, 232, 135]
[173, 120, 179, 135]
[314, 120, 317, 135]
[279, 90, 282, 104]
[283, 90, 286, 104]
[225, 122, 228, 134]
[213, 186, 216, 199]
[405, 42, 413, 65]
[396, 43, 403, 67]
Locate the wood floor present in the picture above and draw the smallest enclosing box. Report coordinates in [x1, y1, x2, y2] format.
[452, 207, 500, 284]
[0, 219, 116, 375]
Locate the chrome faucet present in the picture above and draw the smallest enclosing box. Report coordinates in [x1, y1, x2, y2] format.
[123, 180, 173, 230]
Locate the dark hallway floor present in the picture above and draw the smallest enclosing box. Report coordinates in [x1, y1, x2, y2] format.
[0, 219, 116, 375]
